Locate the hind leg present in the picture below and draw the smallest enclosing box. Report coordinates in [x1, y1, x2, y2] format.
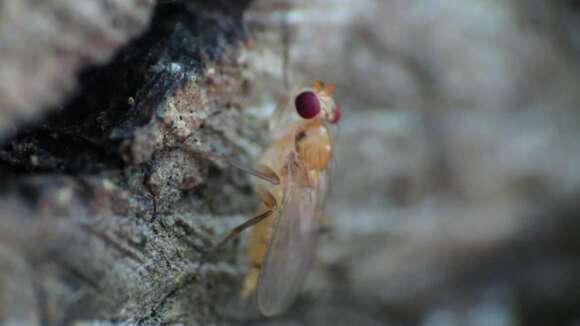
[215, 209, 274, 249]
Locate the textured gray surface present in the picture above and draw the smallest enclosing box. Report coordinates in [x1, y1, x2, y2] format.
[1, 0, 580, 325]
[0, 0, 154, 139]
[0, 1, 256, 324]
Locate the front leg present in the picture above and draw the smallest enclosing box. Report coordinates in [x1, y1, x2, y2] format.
[179, 143, 280, 186]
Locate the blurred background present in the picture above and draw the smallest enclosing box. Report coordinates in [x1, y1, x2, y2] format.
[244, 1, 580, 324]
[1, 0, 580, 325]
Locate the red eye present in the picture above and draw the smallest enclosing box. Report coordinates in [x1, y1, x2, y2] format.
[330, 102, 341, 124]
[295, 91, 321, 119]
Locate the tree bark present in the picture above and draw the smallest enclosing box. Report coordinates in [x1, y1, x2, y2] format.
[0, 1, 256, 324]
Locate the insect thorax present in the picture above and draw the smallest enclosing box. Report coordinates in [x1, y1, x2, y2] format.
[295, 121, 332, 171]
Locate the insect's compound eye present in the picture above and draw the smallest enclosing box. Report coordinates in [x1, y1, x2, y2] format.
[295, 91, 321, 119]
[330, 102, 341, 124]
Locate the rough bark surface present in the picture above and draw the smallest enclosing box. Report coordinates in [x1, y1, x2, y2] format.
[2, 0, 580, 325]
[0, 1, 257, 325]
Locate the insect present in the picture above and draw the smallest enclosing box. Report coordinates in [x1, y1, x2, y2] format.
[217, 80, 341, 316]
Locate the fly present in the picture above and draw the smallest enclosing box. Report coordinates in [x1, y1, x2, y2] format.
[217, 80, 341, 316]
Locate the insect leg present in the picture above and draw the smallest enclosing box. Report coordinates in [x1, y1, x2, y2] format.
[214, 209, 274, 249]
[179, 144, 280, 186]
[205, 151, 280, 186]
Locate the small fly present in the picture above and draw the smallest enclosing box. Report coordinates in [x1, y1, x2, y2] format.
[217, 80, 341, 316]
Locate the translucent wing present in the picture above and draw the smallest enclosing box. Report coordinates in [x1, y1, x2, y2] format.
[257, 157, 329, 316]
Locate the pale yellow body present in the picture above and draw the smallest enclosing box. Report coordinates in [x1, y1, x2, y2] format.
[240, 119, 332, 299]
